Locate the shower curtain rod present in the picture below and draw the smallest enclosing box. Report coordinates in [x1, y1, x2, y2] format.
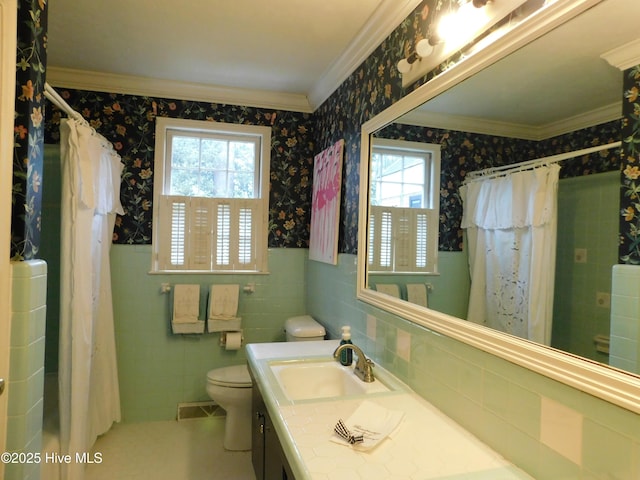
[463, 141, 622, 184]
[43, 82, 116, 153]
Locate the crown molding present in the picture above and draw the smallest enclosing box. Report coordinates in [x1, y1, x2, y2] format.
[306, 0, 423, 110]
[397, 101, 621, 141]
[46, 66, 314, 113]
[601, 38, 640, 71]
[538, 102, 621, 139]
[47, 0, 423, 114]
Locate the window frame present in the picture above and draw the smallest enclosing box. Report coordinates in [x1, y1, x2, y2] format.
[368, 138, 441, 274]
[151, 117, 271, 274]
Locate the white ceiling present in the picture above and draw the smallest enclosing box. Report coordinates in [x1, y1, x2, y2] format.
[400, 0, 640, 139]
[46, 0, 421, 111]
[46, 0, 640, 129]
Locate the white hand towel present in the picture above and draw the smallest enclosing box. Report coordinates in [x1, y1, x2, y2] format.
[208, 284, 240, 319]
[407, 283, 428, 307]
[172, 284, 200, 324]
[331, 400, 404, 451]
[375, 284, 400, 298]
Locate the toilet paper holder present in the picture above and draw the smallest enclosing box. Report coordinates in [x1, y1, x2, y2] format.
[219, 330, 244, 349]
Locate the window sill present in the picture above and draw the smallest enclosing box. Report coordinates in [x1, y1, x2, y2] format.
[148, 269, 271, 275]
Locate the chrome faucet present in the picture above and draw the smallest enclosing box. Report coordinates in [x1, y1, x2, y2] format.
[333, 343, 375, 383]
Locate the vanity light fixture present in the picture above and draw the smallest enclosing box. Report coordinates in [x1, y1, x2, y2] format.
[397, 0, 532, 87]
[397, 0, 490, 77]
[437, 0, 492, 51]
[396, 38, 436, 74]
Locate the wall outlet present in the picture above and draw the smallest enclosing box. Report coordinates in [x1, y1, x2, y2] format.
[574, 248, 587, 263]
[596, 292, 611, 308]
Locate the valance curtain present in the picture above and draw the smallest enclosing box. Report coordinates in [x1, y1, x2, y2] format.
[460, 164, 560, 345]
[58, 118, 123, 480]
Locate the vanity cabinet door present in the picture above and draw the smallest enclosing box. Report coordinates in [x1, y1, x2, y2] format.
[252, 384, 266, 479]
[264, 408, 294, 480]
[250, 369, 294, 480]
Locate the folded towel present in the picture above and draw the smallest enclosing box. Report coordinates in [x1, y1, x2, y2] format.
[406, 283, 428, 307]
[375, 284, 400, 298]
[172, 320, 205, 334]
[331, 400, 404, 451]
[207, 316, 242, 333]
[172, 284, 200, 324]
[208, 284, 240, 319]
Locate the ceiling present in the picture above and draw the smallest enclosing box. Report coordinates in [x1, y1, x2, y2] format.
[400, 0, 640, 139]
[46, 0, 640, 127]
[46, 0, 420, 112]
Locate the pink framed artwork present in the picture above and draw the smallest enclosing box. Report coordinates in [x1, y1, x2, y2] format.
[309, 139, 344, 265]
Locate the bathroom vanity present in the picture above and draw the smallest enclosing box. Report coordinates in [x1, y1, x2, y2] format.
[246, 340, 534, 480]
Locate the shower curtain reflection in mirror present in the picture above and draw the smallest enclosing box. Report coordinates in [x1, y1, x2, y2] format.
[58, 118, 123, 480]
[460, 164, 560, 345]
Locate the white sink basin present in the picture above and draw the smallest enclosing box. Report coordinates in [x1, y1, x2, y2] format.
[269, 360, 390, 401]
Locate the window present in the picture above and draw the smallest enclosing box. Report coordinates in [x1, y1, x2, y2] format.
[368, 138, 441, 273]
[152, 118, 270, 273]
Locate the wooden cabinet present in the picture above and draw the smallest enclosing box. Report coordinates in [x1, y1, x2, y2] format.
[250, 368, 294, 480]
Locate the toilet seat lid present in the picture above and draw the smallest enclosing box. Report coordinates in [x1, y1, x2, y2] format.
[207, 365, 252, 387]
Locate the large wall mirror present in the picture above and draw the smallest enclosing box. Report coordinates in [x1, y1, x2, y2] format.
[357, 0, 640, 413]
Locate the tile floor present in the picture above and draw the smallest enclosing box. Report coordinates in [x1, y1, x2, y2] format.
[85, 417, 256, 480]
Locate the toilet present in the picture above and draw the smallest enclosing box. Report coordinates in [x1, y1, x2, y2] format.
[205, 315, 326, 451]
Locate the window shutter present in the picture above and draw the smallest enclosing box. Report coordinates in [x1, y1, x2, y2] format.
[157, 195, 189, 270]
[215, 203, 231, 268]
[415, 211, 428, 268]
[189, 198, 214, 270]
[156, 196, 262, 272]
[368, 206, 436, 273]
[211, 199, 261, 271]
[368, 206, 393, 271]
[237, 203, 254, 266]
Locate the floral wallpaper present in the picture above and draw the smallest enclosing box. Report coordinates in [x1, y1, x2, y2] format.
[15, 0, 631, 262]
[43, 92, 315, 247]
[620, 65, 640, 264]
[12, 0, 47, 260]
[376, 120, 621, 251]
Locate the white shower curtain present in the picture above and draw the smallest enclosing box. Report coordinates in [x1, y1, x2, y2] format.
[460, 164, 559, 345]
[58, 118, 123, 480]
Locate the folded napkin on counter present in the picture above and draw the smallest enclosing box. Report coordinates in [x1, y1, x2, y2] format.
[330, 400, 404, 451]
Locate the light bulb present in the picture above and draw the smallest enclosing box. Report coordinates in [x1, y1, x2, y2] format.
[415, 38, 434, 58]
[397, 58, 412, 74]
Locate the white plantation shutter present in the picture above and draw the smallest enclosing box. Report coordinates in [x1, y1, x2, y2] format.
[190, 198, 214, 270]
[169, 199, 187, 267]
[369, 207, 393, 270]
[238, 205, 254, 265]
[213, 199, 261, 270]
[368, 206, 437, 273]
[215, 203, 231, 267]
[156, 196, 262, 272]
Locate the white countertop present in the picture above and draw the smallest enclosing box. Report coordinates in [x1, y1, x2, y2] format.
[247, 340, 533, 480]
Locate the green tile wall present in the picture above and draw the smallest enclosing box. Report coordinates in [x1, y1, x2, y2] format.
[110, 245, 308, 422]
[40, 145, 61, 374]
[369, 251, 470, 319]
[553, 171, 619, 363]
[8, 260, 47, 480]
[610, 265, 640, 373]
[307, 254, 640, 480]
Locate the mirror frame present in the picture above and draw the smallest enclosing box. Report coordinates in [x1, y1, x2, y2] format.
[357, 0, 640, 414]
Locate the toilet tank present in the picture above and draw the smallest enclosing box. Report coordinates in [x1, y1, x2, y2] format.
[285, 315, 326, 342]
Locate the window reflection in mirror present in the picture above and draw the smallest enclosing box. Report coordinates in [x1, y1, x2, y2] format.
[368, 138, 440, 276]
